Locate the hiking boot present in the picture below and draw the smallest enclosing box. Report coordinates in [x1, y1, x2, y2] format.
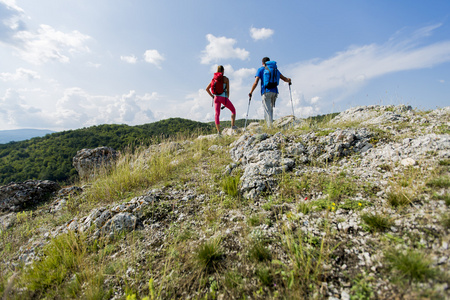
[231, 126, 238, 130]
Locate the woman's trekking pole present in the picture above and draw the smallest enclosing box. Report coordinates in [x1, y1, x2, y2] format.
[244, 96, 251, 131]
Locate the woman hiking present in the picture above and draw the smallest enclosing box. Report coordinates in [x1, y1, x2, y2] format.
[206, 65, 236, 135]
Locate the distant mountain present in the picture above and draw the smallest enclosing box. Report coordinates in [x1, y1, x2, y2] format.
[0, 129, 56, 144]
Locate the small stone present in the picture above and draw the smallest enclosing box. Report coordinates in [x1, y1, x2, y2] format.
[400, 158, 416, 166]
[341, 290, 350, 300]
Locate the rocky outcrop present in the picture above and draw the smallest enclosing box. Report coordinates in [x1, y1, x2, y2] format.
[230, 129, 375, 199]
[329, 104, 413, 126]
[72, 146, 119, 179]
[0, 180, 60, 212]
[55, 194, 157, 240]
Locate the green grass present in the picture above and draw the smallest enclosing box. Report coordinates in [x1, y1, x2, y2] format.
[340, 199, 372, 211]
[297, 201, 312, 214]
[220, 174, 240, 197]
[256, 267, 274, 287]
[438, 159, 450, 166]
[274, 226, 335, 298]
[248, 239, 272, 262]
[432, 192, 450, 206]
[384, 248, 438, 282]
[426, 175, 450, 189]
[20, 232, 89, 298]
[351, 274, 375, 300]
[361, 213, 394, 232]
[195, 239, 224, 273]
[441, 213, 450, 229]
[387, 191, 411, 208]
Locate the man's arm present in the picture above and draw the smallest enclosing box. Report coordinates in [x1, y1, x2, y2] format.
[248, 77, 260, 99]
[280, 74, 292, 84]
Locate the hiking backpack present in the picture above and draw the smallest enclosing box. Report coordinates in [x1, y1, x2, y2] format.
[211, 72, 224, 95]
[263, 61, 280, 90]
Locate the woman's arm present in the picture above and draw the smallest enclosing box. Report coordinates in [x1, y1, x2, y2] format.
[224, 76, 230, 98]
[206, 82, 214, 98]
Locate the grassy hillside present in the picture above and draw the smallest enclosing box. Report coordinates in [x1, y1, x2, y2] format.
[0, 115, 333, 186]
[0, 118, 215, 185]
[1, 107, 448, 299]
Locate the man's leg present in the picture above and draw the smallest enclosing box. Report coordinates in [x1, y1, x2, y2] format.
[262, 93, 272, 127]
[262, 92, 276, 127]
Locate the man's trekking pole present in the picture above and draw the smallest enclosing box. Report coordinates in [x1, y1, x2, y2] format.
[289, 82, 295, 121]
[244, 96, 251, 131]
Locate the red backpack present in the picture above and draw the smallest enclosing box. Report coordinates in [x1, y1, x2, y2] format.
[210, 72, 224, 95]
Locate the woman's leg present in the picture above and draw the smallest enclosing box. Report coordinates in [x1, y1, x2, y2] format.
[222, 98, 236, 127]
[214, 96, 223, 133]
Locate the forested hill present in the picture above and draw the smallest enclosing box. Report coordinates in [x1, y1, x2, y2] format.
[0, 118, 215, 185]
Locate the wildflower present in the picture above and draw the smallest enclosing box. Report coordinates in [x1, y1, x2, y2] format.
[304, 197, 308, 201]
[358, 202, 362, 206]
[332, 202, 336, 206]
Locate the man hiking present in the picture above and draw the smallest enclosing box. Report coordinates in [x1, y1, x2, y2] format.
[249, 57, 292, 127]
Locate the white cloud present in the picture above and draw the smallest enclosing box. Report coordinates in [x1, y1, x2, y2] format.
[201, 34, 249, 64]
[55, 88, 160, 128]
[287, 24, 450, 108]
[121, 55, 137, 64]
[87, 62, 101, 68]
[0, 1, 91, 64]
[144, 49, 164, 68]
[0, 0, 26, 43]
[310, 96, 320, 104]
[250, 27, 274, 40]
[439, 79, 445, 83]
[0, 87, 162, 130]
[0, 68, 40, 81]
[0, 88, 53, 128]
[13, 24, 91, 64]
[0, 0, 24, 12]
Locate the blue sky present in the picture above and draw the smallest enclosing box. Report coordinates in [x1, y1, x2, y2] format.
[0, 0, 449, 131]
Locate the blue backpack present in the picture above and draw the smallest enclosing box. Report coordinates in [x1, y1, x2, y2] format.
[263, 61, 280, 90]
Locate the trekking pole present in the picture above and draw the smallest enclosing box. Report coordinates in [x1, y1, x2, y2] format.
[289, 83, 295, 123]
[244, 96, 251, 131]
